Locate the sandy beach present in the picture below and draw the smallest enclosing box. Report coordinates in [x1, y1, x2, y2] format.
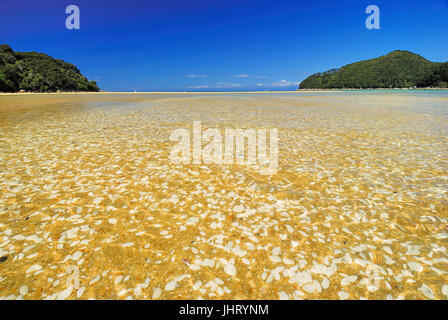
[0, 91, 447, 300]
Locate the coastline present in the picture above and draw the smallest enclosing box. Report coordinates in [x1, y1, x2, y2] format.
[297, 87, 448, 91]
[1, 87, 447, 96]
[0, 90, 332, 95]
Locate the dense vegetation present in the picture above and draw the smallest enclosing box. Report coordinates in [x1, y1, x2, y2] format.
[416, 62, 448, 88]
[0, 44, 99, 92]
[299, 50, 448, 89]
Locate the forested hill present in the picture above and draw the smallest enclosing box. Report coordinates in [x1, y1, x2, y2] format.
[299, 50, 448, 89]
[0, 44, 99, 92]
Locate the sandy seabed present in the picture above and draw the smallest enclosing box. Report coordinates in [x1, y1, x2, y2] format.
[0, 91, 447, 300]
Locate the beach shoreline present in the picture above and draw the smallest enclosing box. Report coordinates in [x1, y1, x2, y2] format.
[1, 87, 447, 98]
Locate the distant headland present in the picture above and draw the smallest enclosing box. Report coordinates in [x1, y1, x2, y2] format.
[0, 44, 99, 93]
[299, 50, 448, 90]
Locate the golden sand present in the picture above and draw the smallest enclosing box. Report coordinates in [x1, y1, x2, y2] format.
[0, 92, 447, 300]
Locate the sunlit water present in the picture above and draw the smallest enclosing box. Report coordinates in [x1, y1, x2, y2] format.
[0, 91, 447, 300]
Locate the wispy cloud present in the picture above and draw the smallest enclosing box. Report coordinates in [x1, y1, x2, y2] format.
[188, 85, 211, 89]
[216, 82, 243, 88]
[232, 74, 249, 78]
[185, 74, 208, 78]
[271, 80, 299, 87]
[255, 76, 269, 79]
[187, 82, 243, 90]
[256, 83, 264, 87]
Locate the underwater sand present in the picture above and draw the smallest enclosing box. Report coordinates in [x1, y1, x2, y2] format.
[0, 91, 447, 300]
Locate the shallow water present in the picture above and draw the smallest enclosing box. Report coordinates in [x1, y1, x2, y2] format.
[0, 91, 447, 300]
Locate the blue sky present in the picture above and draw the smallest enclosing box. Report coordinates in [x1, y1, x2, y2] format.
[1, 0, 447, 91]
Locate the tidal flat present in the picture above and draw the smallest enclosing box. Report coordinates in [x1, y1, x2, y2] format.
[0, 91, 447, 300]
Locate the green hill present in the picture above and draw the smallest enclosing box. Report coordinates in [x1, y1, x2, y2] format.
[299, 50, 448, 89]
[0, 44, 99, 92]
